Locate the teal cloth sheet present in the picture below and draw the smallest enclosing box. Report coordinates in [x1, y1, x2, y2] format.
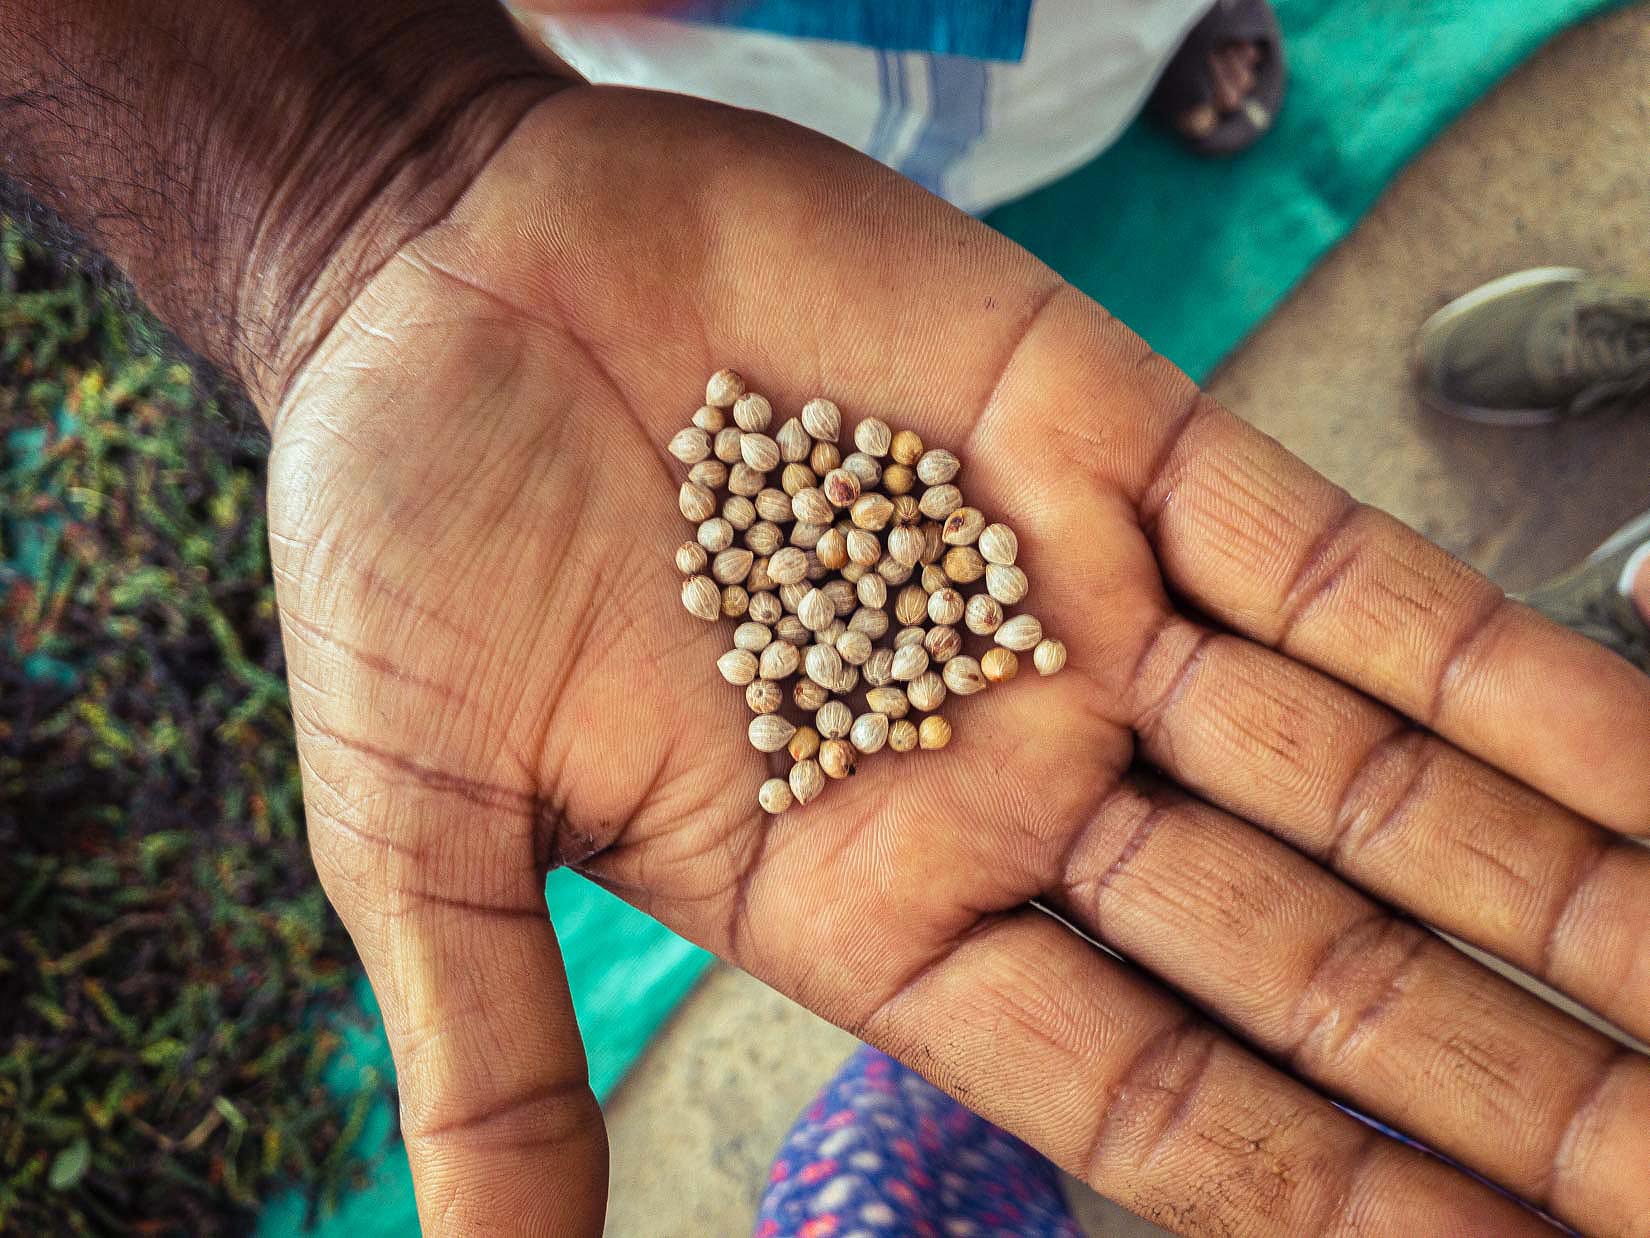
[265, 0, 1621, 1230]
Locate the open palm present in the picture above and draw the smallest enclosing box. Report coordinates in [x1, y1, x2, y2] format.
[268, 89, 1650, 1237]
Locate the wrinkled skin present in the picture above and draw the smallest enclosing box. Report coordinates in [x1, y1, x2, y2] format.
[269, 90, 1650, 1237]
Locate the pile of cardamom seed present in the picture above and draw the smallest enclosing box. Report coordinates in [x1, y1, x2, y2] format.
[671, 368, 1066, 813]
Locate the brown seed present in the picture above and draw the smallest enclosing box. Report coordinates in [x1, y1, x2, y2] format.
[823, 578, 858, 616]
[798, 588, 835, 632]
[792, 487, 834, 525]
[810, 441, 842, 476]
[890, 429, 924, 466]
[679, 482, 717, 522]
[728, 463, 766, 496]
[985, 563, 1029, 606]
[906, 671, 946, 712]
[805, 642, 843, 688]
[888, 719, 919, 753]
[747, 679, 783, 714]
[918, 715, 953, 750]
[781, 462, 818, 496]
[943, 545, 985, 584]
[775, 417, 811, 463]
[836, 629, 873, 665]
[675, 541, 708, 574]
[981, 647, 1019, 684]
[776, 614, 811, 645]
[741, 432, 780, 472]
[692, 404, 725, 434]
[894, 626, 927, 649]
[841, 451, 882, 489]
[965, 593, 1003, 635]
[916, 448, 960, 486]
[924, 625, 962, 664]
[918, 484, 963, 521]
[745, 521, 783, 556]
[854, 417, 892, 456]
[840, 561, 868, 584]
[788, 725, 822, 762]
[747, 557, 776, 594]
[714, 427, 744, 463]
[682, 575, 720, 622]
[895, 585, 930, 626]
[758, 777, 793, 814]
[733, 621, 772, 652]
[781, 582, 811, 612]
[920, 563, 949, 594]
[669, 427, 711, 464]
[891, 645, 930, 682]
[748, 591, 783, 625]
[850, 712, 890, 755]
[942, 507, 985, 545]
[942, 656, 987, 696]
[802, 397, 842, 442]
[733, 392, 772, 432]
[816, 700, 852, 739]
[789, 521, 827, 549]
[721, 585, 749, 618]
[688, 459, 728, 490]
[722, 495, 756, 530]
[863, 651, 897, 690]
[856, 574, 888, 609]
[994, 614, 1043, 652]
[927, 586, 965, 627]
[876, 556, 914, 586]
[748, 713, 796, 753]
[848, 607, 890, 640]
[789, 759, 826, 805]
[706, 367, 746, 408]
[1033, 638, 1068, 676]
[979, 523, 1019, 566]
[819, 738, 856, 780]
[866, 685, 911, 719]
[881, 463, 915, 495]
[850, 493, 895, 531]
[713, 548, 754, 585]
[817, 527, 849, 570]
[758, 640, 800, 680]
[697, 517, 734, 552]
[887, 525, 923, 567]
[794, 678, 831, 711]
[823, 468, 861, 507]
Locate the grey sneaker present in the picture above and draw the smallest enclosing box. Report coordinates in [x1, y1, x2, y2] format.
[1415, 267, 1650, 425]
[1518, 510, 1650, 672]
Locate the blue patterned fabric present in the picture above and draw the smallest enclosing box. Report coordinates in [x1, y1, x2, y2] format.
[672, 0, 1034, 61]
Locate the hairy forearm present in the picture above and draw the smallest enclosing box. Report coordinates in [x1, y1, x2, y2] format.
[1, 1, 567, 409]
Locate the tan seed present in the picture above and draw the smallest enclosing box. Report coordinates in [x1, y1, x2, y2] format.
[892, 495, 923, 526]
[979, 523, 1019, 566]
[843, 528, 880, 568]
[841, 560, 868, 584]
[775, 417, 811, 462]
[819, 738, 857, 780]
[918, 484, 963, 520]
[942, 507, 985, 545]
[879, 463, 912, 495]
[788, 725, 822, 762]
[995, 614, 1043, 652]
[777, 613, 811, 644]
[748, 591, 782, 625]
[794, 678, 831, 711]
[682, 575, 720, 622]
[781, 462, 818, 496]
[866, 685, 911, 719]
[927, 586, 965, 627]
[734, 621, 772, 652]
[856, 574, 888, 609]
[805, 642, 843, 688]
[876, 556, 914, 586]
[789, 759, 826, 805]
[920, 521, 945, 564]
[798, 588, 835, 632]
[863, 649, 896, 689]
[943, 545, 985, 584]
[985, 563, 1029, 606]
[792, 487, 834, 525]
[676, 541, 708, 574]
[965, 594, 1003, 636]
[854, 417, 892, 456]
[789, 521, 827, 549]
[706, 367, 745, 408]
[942, 656, 987, 696]
[728, 463, 766, 496]
[758, 777, 793, 814]
[768, 547, 809, 586]
[895, 585, 930, 626]
[713, 427, 744, 463]
[810, 441, 841, 476]
[982, 647, 1019, 683]
[747, 557, 777, 594]
[891, 645, 929, 682]
[842, 452, 882, 489]
[741, 432, 780, 472]
[722, 495, 756, 530]
[894, 626, 927, 649]
[918, 715, 953, 750]
[721, 585, 749, 618]
[836, 629, 873, 666]
[888, 719, 919, 753]
[758, 640, 800, 680]
[890, 429, 924, 466]
[906, 671, 946, 712]
[745, 521, 783, 556]
[819, 619, 847, 646]
[850, 493, 895, 531]
[801, 397, 842, 442]
[688, 459, 728, 490]
[733, 392, 772, 432]
[816, 700, 853, 739]
[713, 548, 754, 585]
[747, 679, 783, 714]
[697, 517, 734, 552]
[669, 426, 711, 464]
[1033, 638, 1068, 676]
[887, 525, 923, 567]
[817, 527, 849, 570]
[920, 563, 949, 594]
[850, 712, 890, 755]
[777, 580, 809, 613]
[748, 714, 796, 753]
[924, 625, 962, 664]
[916, 448, 960, 485]
[679, 482, 717, 522]
[692, 404, 725, 434]
[848, 607, 890, 640]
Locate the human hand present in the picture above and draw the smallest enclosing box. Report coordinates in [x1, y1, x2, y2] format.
[264, 87, 1650, 1236]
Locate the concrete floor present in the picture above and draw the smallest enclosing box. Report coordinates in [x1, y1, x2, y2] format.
[605, 7, 1650, 1234]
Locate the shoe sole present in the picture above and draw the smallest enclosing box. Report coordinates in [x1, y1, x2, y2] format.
[1413, 266, 1589, 426]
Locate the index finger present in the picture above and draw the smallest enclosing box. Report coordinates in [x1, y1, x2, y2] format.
[1136, 399, 1650, 835]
